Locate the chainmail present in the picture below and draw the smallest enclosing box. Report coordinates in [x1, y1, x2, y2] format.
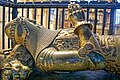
[24, 20, 61, 62]
[10, 20, 16, 46]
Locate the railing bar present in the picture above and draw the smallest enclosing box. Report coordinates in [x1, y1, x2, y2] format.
[34, 7, 36, 24]
[55, 8, 58, 30]
[15, 2, 120, 9]
[22, 8, 24, 16]
[93, 8, 98, 34]
[109, 8, 115, 35]
[27, 8, 29, 18]
[87, 7, 90, 22]
[2, 5, 5, 49]
[70, 23, 72, 28]
[41, 8, 43, 25]
[102, 8, 106, 35]
[8, 4, 11, 48]
[48, 8, 51, 29]
[61, 8, 65, 29]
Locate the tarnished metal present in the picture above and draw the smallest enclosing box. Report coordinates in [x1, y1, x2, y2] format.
[4, 16, 106, 73]
[4, 19, 120, 76]
[0, 44, 34, 80]
[68, 2, 102, 51]
[2, 60, 32, 80]
[36, 48, 105, 72]
[53, 28, 79, 51]
[4, 2, 120, 78]
[97, 35, 120, 76]
[5, 17, 61, 61]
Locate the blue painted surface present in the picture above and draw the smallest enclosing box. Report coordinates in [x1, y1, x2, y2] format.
[87, 51, 105, 64]
[28, 69, 120, 80]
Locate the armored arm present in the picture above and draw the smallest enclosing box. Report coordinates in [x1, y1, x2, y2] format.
[68, 2, 102, 53]
[36, 47, 105, 72]
[36, 3, 106, 72]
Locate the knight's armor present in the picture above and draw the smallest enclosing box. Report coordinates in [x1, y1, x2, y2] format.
[35, 2, 105, 72]
[36, 26, 105, 72]
[2, 2, 120, 80]
[4, 7, 106, 73]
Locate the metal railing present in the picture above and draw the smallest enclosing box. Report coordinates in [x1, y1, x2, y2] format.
[0, 0, 119, 49]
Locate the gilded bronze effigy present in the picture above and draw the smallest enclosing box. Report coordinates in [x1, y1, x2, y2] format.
[2, 2, 120, 80]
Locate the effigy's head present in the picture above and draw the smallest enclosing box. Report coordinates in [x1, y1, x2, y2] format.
[5, 17, 27, 45]
[4, 17, 35, 45]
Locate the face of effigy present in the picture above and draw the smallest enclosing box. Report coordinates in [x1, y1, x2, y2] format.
[5, 18, 27, 45]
